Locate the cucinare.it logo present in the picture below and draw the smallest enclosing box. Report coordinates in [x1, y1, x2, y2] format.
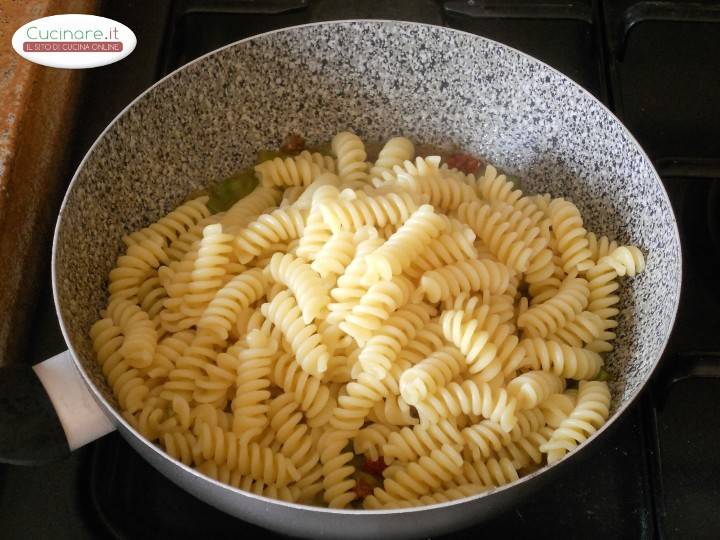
[12, 14, 136, 69]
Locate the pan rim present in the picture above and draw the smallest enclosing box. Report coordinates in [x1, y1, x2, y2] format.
[51, 18, 682, 515]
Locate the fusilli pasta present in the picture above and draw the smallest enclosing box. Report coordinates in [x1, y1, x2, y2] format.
[92, 132, 645, 510]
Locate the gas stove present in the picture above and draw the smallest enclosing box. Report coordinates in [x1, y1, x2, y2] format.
[2, 1, 719, 538]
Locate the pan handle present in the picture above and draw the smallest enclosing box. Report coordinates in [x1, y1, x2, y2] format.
[0, 350, 116, 465]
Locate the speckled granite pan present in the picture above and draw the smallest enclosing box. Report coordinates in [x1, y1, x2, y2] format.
[52, 21, 681, 539]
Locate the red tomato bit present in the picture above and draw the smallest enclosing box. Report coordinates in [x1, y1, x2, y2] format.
[446, 152, 482, 175]
[353, 479, 375, 499]
[362, 457, 388, 476]
[280, 133, 305, 154]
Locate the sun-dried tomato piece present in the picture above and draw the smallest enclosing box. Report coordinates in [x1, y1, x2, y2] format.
[446, 152, 482, 175]
[353, 479, 375, 499]
[280, 133, 305, 154]
[362, 457, 388, 476]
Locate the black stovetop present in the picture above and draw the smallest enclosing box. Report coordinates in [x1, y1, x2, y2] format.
[2, 1, 720, 539]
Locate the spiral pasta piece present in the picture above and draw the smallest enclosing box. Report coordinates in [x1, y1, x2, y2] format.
[443, 292, 515, 326]
[109, 232, 168, 302]
[332, 131, 369, 184]
[368, 395, 418, 427]
[261, 289, 329, 376]
[311, 230, 355, 278]
[419, 258, 511, 303]
[295, 187, 338, 261]
[520, 338, 603, 380]
[145, 331, 193, 382]
[461, 419, 512, 462]
[395, 156, 478, 211]
[327, 233, 385, 325]
[266, 252, 330, 324]
[383, 419, 464, 463]
[178, 223, 235, 319]
[354, 424, 398, 462]
[197, 268, 267, 341]
[268, 351, 334, 423]
[454, 457, 519, 488]
[602, 245, 646, 277]
[507, 370, 565, 410]
[105, 297, 157, 369]
[400, 346, 467, 406]
[255, 153, 325, 188]
[358, 303, 436, 379]
[136, 273, 168, 322]
[230, 330, 277, 443]
[221, 186, 282, 233]
[371, 444, 464, 504]
[493, 427, 554, 469]
[539, 392, 577, 428]
[405, 225, 478, 279]
[586, 231, 618, 262]
[162, 431, 200, 466]
[319, 190, 420, 233]
[370, 137, 414, 183]
[456, 201, 538, 272]
[340, 274, 415, 346]
[319, 428, 358, 508]
[195, 424, 300, 486]
[517, 276, 589, 338]
[439, 308, 522, 380]
[415, 376, 518, 431]
[90, 318, 150, 413]
[234, 206, 308, 264]
[330, 370, 396, 431]
[545, 310, 604, 348]
[197, 460, 301, 502]
[268, 393, 321, 476]
[540, 381, 610, 463]
[293, 173, 340, 209]
[366, 204, 447, 281]
[364, 482, 486, 509]
[125, 196, 211, 250]
[548, 198, 593, 273]
[475, 164, 521, 205]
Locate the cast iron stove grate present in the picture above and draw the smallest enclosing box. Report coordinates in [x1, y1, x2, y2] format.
[83, 1, 720, 539]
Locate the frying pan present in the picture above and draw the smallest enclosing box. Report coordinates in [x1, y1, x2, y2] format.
[0, 21, 681, 539]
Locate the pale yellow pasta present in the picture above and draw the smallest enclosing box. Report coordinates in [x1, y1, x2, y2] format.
[234, 206, 308, 264]
[382, 419, 463, 463]
[221, 186, 282, 233]
[366, 204, 447, 281]
[517, 276, 590, 338]
[265, 252, 330, 324]
[399, 345, 467, 405]
[340, 274, 415, 346]
[395, 156, 478, 211]
[405, 224, 478, 279]
[520, 338, 603, 380]
[260, 289, 330, 377]
[332, 131, 369, 184]
[93, 132, 646, 510]
[254, 152, 325, 188]
[358, 303, 436, 379]
[540, 381, 610, 463]
[548, 198, 594, 273]
[125, 196, 211, 251]
[507, 370, 566, 410]
[370, 137, 415, 184]
[318, 190, 420, 233]
[419, 258, 511, 303]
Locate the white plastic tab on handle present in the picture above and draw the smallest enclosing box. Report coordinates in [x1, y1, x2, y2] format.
[33, 350, 116, 450]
